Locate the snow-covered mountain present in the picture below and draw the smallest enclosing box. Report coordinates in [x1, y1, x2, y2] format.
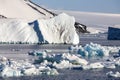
[0, 0, 54, 20]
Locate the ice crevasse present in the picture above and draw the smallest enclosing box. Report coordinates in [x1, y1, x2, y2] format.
[0, 13, 79, 44]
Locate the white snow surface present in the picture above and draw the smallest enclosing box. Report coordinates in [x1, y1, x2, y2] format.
[0, 0, 53, 20]
[0, 13, 79, 44]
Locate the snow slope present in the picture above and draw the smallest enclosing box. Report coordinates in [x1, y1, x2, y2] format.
[0, 13, 79, 44]
[0, 0, 54, 20]
[53, 10, 120, 33]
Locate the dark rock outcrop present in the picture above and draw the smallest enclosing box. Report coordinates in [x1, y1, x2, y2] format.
[0, 15, 7, 19]
[75, 22, 89, 33]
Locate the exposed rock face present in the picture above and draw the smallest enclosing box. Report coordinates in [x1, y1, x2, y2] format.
[75, 22, 89, 33]
[0, 15, 7, 19]
[108, 27, 120, 40]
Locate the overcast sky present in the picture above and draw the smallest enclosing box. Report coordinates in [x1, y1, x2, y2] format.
[31, 0, 120, 14]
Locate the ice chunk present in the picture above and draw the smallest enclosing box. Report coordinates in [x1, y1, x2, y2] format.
[70, 43, 120, 58]
[61, 53, 88, 65]
[53, 60, 72, 69]
[102, 62, 116, 69]
[22, 67, 39, 76]
[82, 62, 104, 70]
[43, 69, 59, 75]
[78, 43, 109, 57]
[1, 67, 22, 77]
[113, 57, 120, 66]
[89, 62, 104, 69]
[28, 50, 47, 57]
[106, 71, 120, 78]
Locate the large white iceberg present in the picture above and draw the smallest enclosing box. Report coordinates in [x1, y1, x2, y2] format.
[0, 13, 79, 44]
[37, 13, 79, 44]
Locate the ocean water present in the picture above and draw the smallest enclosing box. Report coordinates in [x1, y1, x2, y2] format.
[1, 67, 120, 80]
[0, 34, 120, 80]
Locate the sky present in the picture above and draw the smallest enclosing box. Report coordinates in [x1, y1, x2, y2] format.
[31, 0, 120, 14]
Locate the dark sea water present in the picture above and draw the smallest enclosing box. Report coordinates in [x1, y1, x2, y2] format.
[0, 34, 120, 80]
[1, 67, 120, 80]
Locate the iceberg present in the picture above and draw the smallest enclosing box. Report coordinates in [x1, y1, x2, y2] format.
[37, 13, 79, 44]
[0, 13, 79, 44]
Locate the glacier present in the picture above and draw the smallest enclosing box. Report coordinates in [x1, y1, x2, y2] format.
[0, 13, 79, 44]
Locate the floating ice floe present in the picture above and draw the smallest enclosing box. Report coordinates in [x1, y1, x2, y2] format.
[102, 62, 116, 69]
[106, 71, 120, 78]
[78, 43, 109, 57]
[70, 43, 120, 58]
[30, 52, 88, 69]
[0, 56, 59, 77]
[113, 57, 120, 66]
[61, 53, 88, 65]
[82, 62, 104, 70]
[53, 60, 72, 69]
